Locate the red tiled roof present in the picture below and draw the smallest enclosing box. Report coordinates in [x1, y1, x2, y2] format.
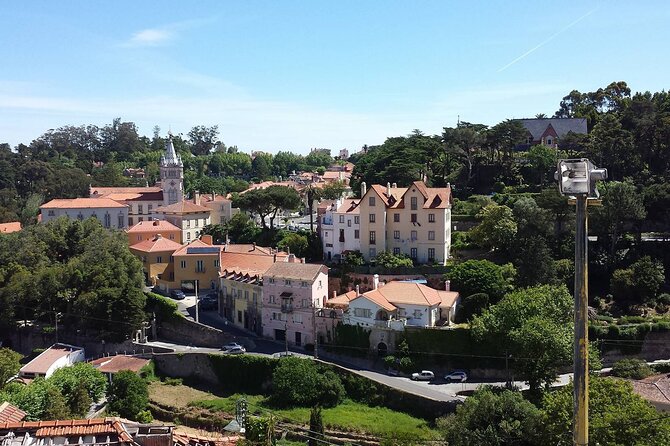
[0, 402, 26, 423]
[89, 355, 150, 373]
[154, 201, 211, 214]
[173, 431, 239, 446]
[127, 220, 181, 233]
[130, 236, 183, 253]
[0, 222, 21, 234]
[0, 418, 134, 443]
[19, 344, 83, 376]
[172, 239, 222, 257]
[336, 199, 360, 214]
[327, 290, 357, 307]
[264, 262, 328, 282]
[349, 281, 459, 311]
[366, 181, 452, 210]
[41, 198, 128, 209]
[91, 186, 162, 195]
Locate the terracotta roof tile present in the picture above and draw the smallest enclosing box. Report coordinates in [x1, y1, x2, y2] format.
[327, 290, 357, 307]
[172, 239, 222, 257]
[264, 262, 328, 282]
[0, 222, 21, 234]
[41, 198, 128, 209]
[0, 402, 26, 423]
[19, 343, 83, 376]
[91, 186, 162, 195]
[127, 220, 181, 233]
[0, 418, 135, 444]
[130, 236, 183, 253]
[335, 199, 360, 214]
[220, 251, 288, 278]
[154, 201, 211, 214]
[349, 281, 459, 310]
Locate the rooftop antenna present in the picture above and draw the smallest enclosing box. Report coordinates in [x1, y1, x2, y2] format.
[457, 115, 460, 126]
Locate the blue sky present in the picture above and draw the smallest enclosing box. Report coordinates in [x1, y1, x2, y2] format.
[1, 1, 668, 153]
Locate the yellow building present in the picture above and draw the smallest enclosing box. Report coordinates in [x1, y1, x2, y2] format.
[126, 220, 182, 245]
[169, 236, 222, 292]
[359, 180, 452, 265]
[153, 200, 212, 244]
[129, 235, 182, 286]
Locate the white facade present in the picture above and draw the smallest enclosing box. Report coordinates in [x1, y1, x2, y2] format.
[160, 135, 184, 206]
[321, 198, 360, 262]
[41, 199, 128, 229]
[18, 344, 85, 379]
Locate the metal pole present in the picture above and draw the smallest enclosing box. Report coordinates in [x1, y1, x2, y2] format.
[313, 306, 319, 360]
[195, 280, 199, 323]
[573, 195, 589, 446]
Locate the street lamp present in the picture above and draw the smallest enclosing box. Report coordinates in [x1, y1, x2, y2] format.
[555, 158, 607, 446]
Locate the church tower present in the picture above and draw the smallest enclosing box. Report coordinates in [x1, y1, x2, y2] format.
[160, 133, 184, 206]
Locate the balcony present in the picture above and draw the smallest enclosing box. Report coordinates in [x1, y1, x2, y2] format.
[373, 318, 407, 331]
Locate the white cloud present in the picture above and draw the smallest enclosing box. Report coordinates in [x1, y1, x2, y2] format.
[124, 28, 174, 47]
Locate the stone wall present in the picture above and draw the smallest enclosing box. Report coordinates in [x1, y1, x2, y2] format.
[158, 317, 250, 349]
[153, 352, 220, 387]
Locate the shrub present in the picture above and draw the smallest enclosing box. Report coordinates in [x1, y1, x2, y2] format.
[455, 293, 489, 323]
[208, 354, 278, 395]
[652, 362, 670, 374]
[399, 357, 414, 374]
[107, 370, 149, 420]
[163, 377, 183, 386]
[383, 355, 397, 369]
[145, 292, 182, 322]
[611, 358, 653, 379]
[271, 357, 344, 408]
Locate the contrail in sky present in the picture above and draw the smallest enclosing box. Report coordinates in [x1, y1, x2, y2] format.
[497, 7, 599, 72]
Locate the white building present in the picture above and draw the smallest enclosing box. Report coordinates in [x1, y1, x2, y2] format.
[40, 198, 128, 229]
[333, 278, 459, 330]
[18, 343, 85, 380]
[321, 198, 360, 262]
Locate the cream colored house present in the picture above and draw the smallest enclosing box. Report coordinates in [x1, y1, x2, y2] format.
[40, 198, 129, 229]
[321, 198, 360, 262]
[153, 200, 212, 243]
[194, 192, 240, 225]
[358, 180, 452, 265]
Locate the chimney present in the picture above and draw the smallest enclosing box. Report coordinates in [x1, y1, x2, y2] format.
[386, 182, 391, 197]
[273, 253, 277, 263]
[332, 291, 337, 300]
[153, 220, 159, 226]
[154, 234, 162, 240]
[288, 254, 296, 263]
[373, 274, 379, 290]
[355, 284, 360, 295]
[252, 242, 256, 251]
[194, 190, 201, 205]
[392, 183, 397, 189]
[445, 280, 451, 291]
[212, 192, 216, 201]
[301, 257, 306, 264]
[361, 182, 367, 197]
[201, 234, 213, 245]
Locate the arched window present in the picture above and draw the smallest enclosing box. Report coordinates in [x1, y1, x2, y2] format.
[168, 189, 177, 204]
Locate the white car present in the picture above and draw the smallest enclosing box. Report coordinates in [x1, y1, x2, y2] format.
[444, 371, 468, 383]
[222, 342, 244, 352]
[225, 346, 246, 355]
[411, 370, 435, 381]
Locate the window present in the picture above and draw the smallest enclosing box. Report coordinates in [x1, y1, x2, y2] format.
[410, 248, 417, 259]
[48, 210, 55, 216]
[428, 213, 435, 223]
[180, 260, 186, 269]
[128, 217, 134, 226]
[411, 196, 418, 210]
[339, 229, 345, 242]
[156, 256, 163, 263]
[301, 299, 308, 307]
[413, 309, 422, 319]
[214, 259, 220, 268]
[244, 290, 249, 301]
[196, 260, 204, 272]
[104, 213, 111, 228]
[270, 295, 276, 304]
[369, 213, 375, 223]
[339, 215, 345, 223]
[77, 213, 84, 221]
[428, 248, 435, 261]
[138, 204, 143, 214]
[354, 229, 360, 239]
[148, 204, 153, 213]
[301, 282, 308, 288]
[547, 138, 553, 145]
[118, 215, 125, 228]
[186, 219, 191, 228]
[369, 248, 376, 258]
[137, 235, 143, 241]
[428, 231, 435, 240]
[354, 308, 372, 318]
[238, 311, 242, 323]
[347, 219, 351, 227]
[411, 214, 417, 223]
[393, 247, 400, 255]
[269, 278, 275, 284]
[285, 279, 292, 286]
[138, 217, 144, 222]
[393, 230, 400, 240]
[293, 313, 303, 323]
[354, 216, 360, 224]
[187, 232, 191, 241]
[411, 230, 417, 241]
[369, 231, 376, 244]
[369, 196, 376, 206]
[195, 219, 199, 228]
[393, 213, 399, 222]
[169, 272, 174, 280]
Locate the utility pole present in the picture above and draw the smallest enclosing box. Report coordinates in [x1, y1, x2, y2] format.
[573, 194, 589, 446]
[312, 306, 319, 359]
[195, 280, 199, 323]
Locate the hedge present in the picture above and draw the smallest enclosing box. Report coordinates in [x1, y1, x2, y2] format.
[145, 292, 182, 322]
[208, 354, 279, 395]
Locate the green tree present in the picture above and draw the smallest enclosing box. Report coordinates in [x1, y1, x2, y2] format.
[610, 358, 653, 379]
[469, 204, 517, 253]
[446, 260, 516, 303]
[233, 189, 274, 229]
[107, 370, 149, 420]
[43, 385, 71, 420]
[526, 144, 556, 186]
[542, 377, 670, 446]
[252, 154, 272, 180]
[225, 213, 262, 243]
[277, 232, 308, 257]
[0, 348, 22, 390]
[188, 125, 220, 156]
[611, 256, 665, 307]
[372, 251, 413, 268]
[437, 387, 543, 446]
[271, 357, 344, 408]
[441, 123, 486, 188]
[308, 406, 325, 446]
[265, 185, 302, 229]
[48, 362, 106, 415]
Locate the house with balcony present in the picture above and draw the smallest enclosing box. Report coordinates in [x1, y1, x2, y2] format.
[337, 278, 459, 331]
[321, 198, 360, 262]
[219, 244, 288, 334]
[358, 180, 452, 265]
[129, 234, 182, 286]
[262, 261, 329, 347]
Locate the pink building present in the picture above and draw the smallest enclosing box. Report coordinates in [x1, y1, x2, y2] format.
[262, 261, 328, 347]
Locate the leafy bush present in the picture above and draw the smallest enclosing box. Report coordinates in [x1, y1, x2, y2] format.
[618, 315, 647, 325]
[372, 251, 414, 268]
[0, 348, 22, 390]
[145, 292, 182, 322]
[107, 370, 149, 420]
[163, 377, 183, 386]
[455, 293, 489, 323]
[271, 357, 344, 408]
[611, 358, 653, 379]
[208, 354, 278, 395]
[652, 362, 670, 374]
[383, 355, 397, 369]
[48, 362, 106, 416]
[398, 357, 414, 374]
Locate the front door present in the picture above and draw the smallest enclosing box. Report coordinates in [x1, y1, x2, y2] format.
[295, 331, 302, 346]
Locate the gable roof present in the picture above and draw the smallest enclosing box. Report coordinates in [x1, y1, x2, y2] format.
[335, 199, 360, 214]
[154, 201, 211, 214]
[41, 198, 128, 209]
[19, 343, 83, 376]
[127, 220, 181, 233]
[89, 355, 150, 374]
[264, 262, 328, 282]
[327, 290, 357, 307]
[366, 181, 451, 210]
[130, 236, 183, 253]
[517, 118, 588, 140]
[0, 418, 136, 445]
[0, 222, 21, 234]
[172, 239, 222, 257]
[220, 251, 288, 279]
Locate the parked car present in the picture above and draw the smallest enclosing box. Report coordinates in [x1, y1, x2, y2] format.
[411, 370, 435, 381]
[444, 371, 468, 383]
[170, 290, 186, 300]
[225, 346, 246, 355]
[198, 293, 218, 310]
[222, 342, 244, 352]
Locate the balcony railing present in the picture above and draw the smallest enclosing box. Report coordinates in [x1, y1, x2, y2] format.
[281, 304, 293, 312]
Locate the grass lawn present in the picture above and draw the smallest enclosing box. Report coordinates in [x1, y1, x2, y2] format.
[192, 394, 438, 439]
